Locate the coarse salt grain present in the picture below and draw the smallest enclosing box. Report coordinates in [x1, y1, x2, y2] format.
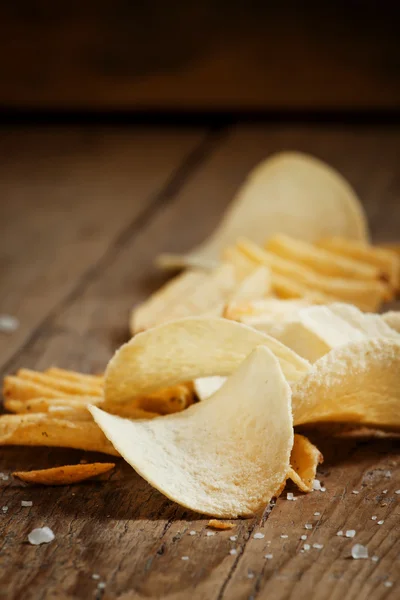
[346, 530, 356, 538]
[21, 501, 33, 507]
[28, 526, 55, 546]
[384, 471, 391, 478]
[303, 544, 310, 551]
[280, 534, 288, 539]
[312, 479, 322, 491]
[371, 516, 377, 520]
[0, 473, 9, 481]
[2, 506, 8, 513]
[384, 581, 393, 588]
[320, 487, 326, 492]
[206, 531, 215, 537]
[314, 512, 320, 516]
[181, 556, 189, 561]
[264, 553, 273, 560]
[337, 531, 343, 536]
[92, 574, 100, 580]
[229, 535, 237, 542]
[300, 535, 307, 540]
[304, 524, 312, 530]
[313, 543, 323, 550]
[352, 490, 359, 495]
[253, 533, 265, 540]
[395, 490, 400, 494]
[230, 548, 237, 556]
[97, 582, 106, 590]
[351, 544, 368, 559]
[0, 315, 19, 333]
[377, 520, 384, 525]
[371, 556, 379, 562]
[247, 572, 254, 579]
[189, 530, 196, 536]
[287, 492, 294, 501]
[382, 490, 388, 494]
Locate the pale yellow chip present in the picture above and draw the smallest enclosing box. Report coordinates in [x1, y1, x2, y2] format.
[288, 434, 323, 492]
[0, 413, 118, 455]
[3, 376, 73, 401]
[228, 265, 271, 304]
[104, 317, 310, 406]
[194, 376, 227, 402]
[382, 311, 400, 334]
[91, 346, 294, 518]
[156, 152, 368, 268]
[292, 338, 400, 429]
[224, 298, 313, 324]
[13, 463, 115, 486]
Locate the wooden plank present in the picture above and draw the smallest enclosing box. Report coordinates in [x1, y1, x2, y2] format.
[0, 4, 400, 110]
[0, 126, 208, 369]
[0, 125, 399, 599]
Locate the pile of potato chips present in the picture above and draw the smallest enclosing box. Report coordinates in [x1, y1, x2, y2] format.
[1, 152, 400, 517]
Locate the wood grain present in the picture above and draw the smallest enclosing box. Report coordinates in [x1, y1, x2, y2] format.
[0, 124, 399, 599]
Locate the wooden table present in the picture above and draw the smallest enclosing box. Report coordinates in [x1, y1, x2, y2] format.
[0, 122, 399, 600]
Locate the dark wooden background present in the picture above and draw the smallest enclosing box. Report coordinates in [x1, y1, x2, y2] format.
[0, 1, 400, 111]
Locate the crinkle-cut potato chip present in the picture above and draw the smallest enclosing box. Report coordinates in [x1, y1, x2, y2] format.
[0, 413, 118, 455]
[13, 463, 115, 486]
[288, 434, 323, 492]
[237, 238, 389, 311]
[155, 152, 368, 269]
[382, 311, 400, 334]
[16, 369, 103, 397]
[228, 266, 271, 304]
[45, 367, 104, 384]
[292, 338, 400, 429]
[194, 376, 227, 402]
[130, 264, 237, 334]
[104, 317, 310, 407]
[266, 234, 379, 281]
[317, 237, 400, 290]
[91, 346, 294, 518]
[207, 520, 235, 530]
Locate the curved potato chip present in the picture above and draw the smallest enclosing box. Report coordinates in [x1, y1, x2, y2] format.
[156, 152, 368, 268]
[104, 317, 310, 405]
[292, 338, 400, 429]
[91, 346, 294, 518]
[382, 311, 400, 334]
[13, 463, 115, 486]
[288, 434, 323, 492]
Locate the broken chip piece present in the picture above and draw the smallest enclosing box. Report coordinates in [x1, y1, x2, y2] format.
[13, 463, 115, 485]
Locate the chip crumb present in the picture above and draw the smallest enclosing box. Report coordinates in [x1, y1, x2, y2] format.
[21, 500, 33, 507]
[264, 553, 273, 560]
[336, 530, 343, 536]
[304, 524, 313, 530]
[253, 533, 265, 540]
[181, 556, 189, 561]
[300, 535, 307, 540]
[280, 534, 288, 539]
[312, 479, 322, 491]
[352, 490, 359, 495]
[92, 574, 100, 580]
[230, 548, 238, 556]
[314, 512, 320, 516]
[207, 519, 235, 530]
[303, 544, 311, 551]
[229, 535, 237, 542]
[0, 314, 19, 333]
[189, 530, 196, 536]
[2, 506, 8, 513]
[313, 543, 324, 550]
[377, 520, 384, 525]
[371, 556, 379, 562]
[206, 531, 216, 537]
[28, 526, 55, 546]
[345, 530, 356, 538]
[351, 544, 368, 559]
[384, 581, 393, 588]
[371, 516, 377, 520]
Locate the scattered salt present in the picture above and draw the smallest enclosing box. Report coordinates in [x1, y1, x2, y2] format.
[21, 501, 33, 507]
[377, 520, 384, 525]
[382, 490, 388, 495]
[395, 490, 400, 495]
[189, 530, 196, 536]
[304, 524, 313, 530]
[247, 572, 255, 579]
[97, 582, 106, 590]
[181, 556, 189, 561]
[384, 581, 393, 588]
[312, 479, 322, 491]
[314, 512, 320, 516]
[280, 534, 288, 539]
[229, 535, 237, 542]
[92, 574, 100, 580]
[384, 471, 391, 478]
[287, 492, 294, 501]
[28, 526, 55, 546]
[300, 535, 307, 540]
[336, 531, 343, 536]
[264, 553, 273, 560]
[320, 487, 326, 492]
[253, 533, 265, 540]
[206, 531, 215, 537]
[351, 544, 368, 559]
[0, 315, 19, 333]
[303, 544, 310, 551]
[352, 490, 359, 495]
[346, 530, 356, 538]
[2, 506, 8, 513]
[313, 543, 324, 550]
[371, 556, 379, 562]
[230, 548, 237, 556]
[371, 516, 377, 520]
[0, 473, 9, 481]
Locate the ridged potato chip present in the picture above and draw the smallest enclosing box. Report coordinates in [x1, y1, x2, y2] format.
[288, 434, 323, 492]
[92, 347, 294, 518]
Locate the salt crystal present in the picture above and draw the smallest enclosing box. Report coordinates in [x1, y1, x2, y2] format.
[303, 544, 310, 550]
[314, 512, 320, 516]
[0, 473, 9, 481]
[312, 479, 322, 491]
[384, 581, 393, 588]
[229, 535, 237, 542]
[304, 524, 313, 530]
[189, 530, 196, 536]
[92, 574, 100, 580]
[181, 556, 189, 561]
[371, 516, 377, 520]
[382, 490, 388, 494]
[28, 526, 55, 546]
[320, 487, 326, 492]
[97, 582, 106, 590]
[384, 471, 391, 478]
[351, 544, 368, 559]
[345, 530, 356, 538]
[253, 533, 265, 540]
[313, 543, 324, 550]
[395, 490, 400, 494]
[352, 490, 359, 495]
[371, 556, 379, 562]
[336, 530, 343, 536]
[247, 572, 254, 579]
[0, 315, 19, 333]
[264, 553, 273, 560]
[300, 535, 307, 540]
[286, 492, 294, 501]
[21, 501, 33, 507]
[2, 506, 8, 513]
[206, 531, 215, 537]
[377, 520, 384, 525]
[230, 548, 237, 556]
[280, 534, 288, 539]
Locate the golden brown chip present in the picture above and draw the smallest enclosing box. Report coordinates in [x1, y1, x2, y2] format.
[13, 463, 115, 486]
[287, 434, 323, 492]
[207, 519, 235, 530]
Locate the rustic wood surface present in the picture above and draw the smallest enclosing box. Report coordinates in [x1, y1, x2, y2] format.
[0, 123, 399, 600]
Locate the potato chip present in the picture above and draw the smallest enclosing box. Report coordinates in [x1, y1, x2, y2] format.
[288, 434, 323, 492]
[222, 245, 259, 279]
[0, 413, 118, 454]
[207, 520, 235, 530]
[224, 298, 313, 324]
[382, 311, 400, 334]
[238, 238, 389, 311]
[194, 376, 227, 402]
[104, 317, 310, 406]
[16, 369, 103, 397]
[3, 376, 72, 401]
[130, 264, 237, 334]
[317, 237, 399, 289]
[132, 383, 194, 415]
[13, 463, 115, 486]
[156, 152, 368, 268]
[292, 338, 400, 429]
[228, 266, 271, 304]
[266, 234, 379, 280]
[270, 273, 336, 303]
[91, 346, 294, 518]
